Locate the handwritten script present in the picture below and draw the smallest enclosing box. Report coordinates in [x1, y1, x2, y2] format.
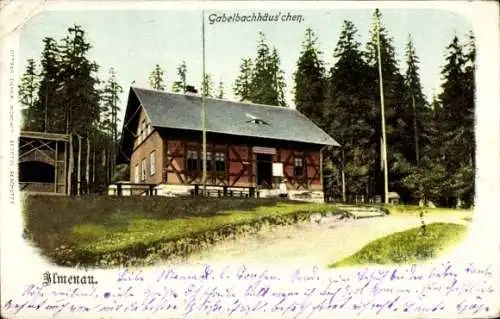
[3, 262, 497, 318]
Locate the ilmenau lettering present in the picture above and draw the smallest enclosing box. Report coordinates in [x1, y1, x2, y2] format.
[42, 272, 98, 286]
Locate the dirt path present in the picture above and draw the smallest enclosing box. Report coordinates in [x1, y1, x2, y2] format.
[173, 213, 470, 268]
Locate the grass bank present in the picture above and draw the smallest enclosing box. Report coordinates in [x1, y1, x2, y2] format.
[23, 195, 340, 267]
[383, 204, 472, 216]
[330, 222, 467, 268]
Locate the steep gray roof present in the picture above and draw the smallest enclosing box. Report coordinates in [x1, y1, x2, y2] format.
[131, 87, 339, 147]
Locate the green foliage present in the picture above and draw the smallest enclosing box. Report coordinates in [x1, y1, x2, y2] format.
[324, 20, 375, 201]
[28, 37, 62, 132]
[331, 222, 468, 267]
[172, 60, 187, 93]
[18, 59, 39, 129]
[18, 25, 128, 194]
[423, 34, 475, 207]
[201, 73, 214, 97]
[293, 28, 326, 126]
[233, 58, 254, 101]
[100, 67, 123, 137]
[149, 64, 165, 90]
[403, 34, 431, 167]
[216, 80, 224, 99]
[57, 25, 101, 135]
[233, 33, 286, 106]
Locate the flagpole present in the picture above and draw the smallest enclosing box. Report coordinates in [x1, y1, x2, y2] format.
[376, 11, 389, 204]
[201, 9, 207, 196]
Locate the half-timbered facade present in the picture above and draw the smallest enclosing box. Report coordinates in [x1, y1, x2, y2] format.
[116, 87, 339, 201]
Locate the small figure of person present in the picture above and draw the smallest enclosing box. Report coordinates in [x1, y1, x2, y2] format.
[420, 211, 426, 236]
[279, 178, 288, 199]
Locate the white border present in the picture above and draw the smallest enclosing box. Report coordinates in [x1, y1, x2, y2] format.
[1, 1, 499, 318]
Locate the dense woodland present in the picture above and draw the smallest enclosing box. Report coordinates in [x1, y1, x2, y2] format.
[19, 10, 475, 207]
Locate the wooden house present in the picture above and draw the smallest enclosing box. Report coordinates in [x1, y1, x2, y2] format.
[115, 87, 339, 201]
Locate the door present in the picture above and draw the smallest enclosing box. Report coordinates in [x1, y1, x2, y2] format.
[256, 154, 272, 188]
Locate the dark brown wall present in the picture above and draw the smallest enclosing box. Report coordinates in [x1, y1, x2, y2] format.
[130, 109, 163, 185]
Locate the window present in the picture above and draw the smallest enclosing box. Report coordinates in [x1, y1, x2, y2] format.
[134, 164, 139, 183]
[202, 151, 213, 171]
[140, 120, 146, 141]
[141, 158, 147, 181]
[150, 151, 156, 176]
[245, 113, 269, 125]
[294, 157, 304, 177]
[136, 125, 142, 144]
[215, 152, 225, 172]
[187, 150, 198, 171]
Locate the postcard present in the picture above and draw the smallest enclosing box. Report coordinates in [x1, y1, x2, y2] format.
[1, 1, 499, 318]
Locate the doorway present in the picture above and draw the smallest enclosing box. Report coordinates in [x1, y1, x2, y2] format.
[256, 154, 272, 188]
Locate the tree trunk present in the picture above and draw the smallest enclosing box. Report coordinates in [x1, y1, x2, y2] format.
[341, 148, 346, 203]
[92, 147, 96, 193]
[411, 93, 420, 167]
[77, 135, 82, 195]
[67, 134, 73, 195]
[85, 137, 90, 195]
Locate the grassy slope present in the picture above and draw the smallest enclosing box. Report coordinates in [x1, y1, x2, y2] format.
[23, 195, 338, 256]
[383, 204, 472, 216]
[330, 222, 468, 268]
[74, 202, 338, 253]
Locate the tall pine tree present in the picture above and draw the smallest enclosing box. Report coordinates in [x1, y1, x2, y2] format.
[58, 25, 101, 135]
[233, 58, 254, 101]
[34, 37, 62, 132]
[325, 20, 375, 202]
[293, 28, 326, 126]
[202, 73, 214, 97]
[403, 34, 432, 167]
[249, 32, 286, 106]
[216, 80, 224, 99]
[172, 61, 187, 93]
[100, 67, 123, 184]
[437, 34, 475, 207]
[18, 59, 39, 130]
[149, 64, 165, 90]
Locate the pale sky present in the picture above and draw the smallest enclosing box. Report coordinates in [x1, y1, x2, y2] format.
[18, 8, 472, 124]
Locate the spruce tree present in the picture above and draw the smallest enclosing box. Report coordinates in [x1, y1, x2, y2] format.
[437, 35, 468, 167]
[463, 31, 475, 168]
[149, 64, 165, 90]
[325, 20, 375, 201]
[437, 33, 475, 207]
[101, 68, 123, 143]
[403, 34, 431, 166]
[201, 73, 214, 97]
[294, 28, 326, 125]
[249, 32, 286, 106]
[100, 67, 123, 183]
[35, 37, 62, 132]
[172, 61, 187, 93]
[269, 48, 287, 106]
[18, 59, 39, 130]
[58, 25, 101, 135]
[216, 80, 224, 99]
[233, 58, 253, 101]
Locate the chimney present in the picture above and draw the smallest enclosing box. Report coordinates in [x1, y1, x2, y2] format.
[185, 85, 198, 95]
